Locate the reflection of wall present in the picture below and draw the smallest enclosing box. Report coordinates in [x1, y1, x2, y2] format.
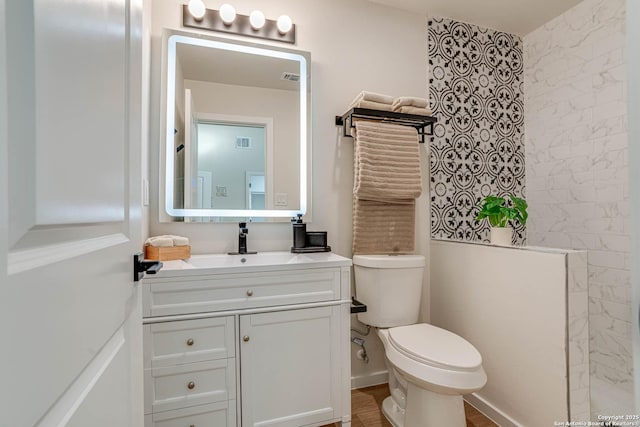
[172, 55, 186, 219]
[175, 54, 185, 139]
[197, 123, 265, 209]
[187, 80, 299, 209]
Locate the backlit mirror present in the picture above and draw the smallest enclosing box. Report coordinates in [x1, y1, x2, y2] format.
[162, 32, 310, 221]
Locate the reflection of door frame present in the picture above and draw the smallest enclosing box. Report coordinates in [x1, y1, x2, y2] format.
[184, 89, 198, 213]
[197, 170, 213, 209]
[195, 113, 274, 209]
[246, 171, 265, 210]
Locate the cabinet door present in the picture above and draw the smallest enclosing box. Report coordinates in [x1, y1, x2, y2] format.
[240, 306, 341, 427]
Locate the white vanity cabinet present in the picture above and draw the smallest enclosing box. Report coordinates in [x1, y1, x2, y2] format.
[142, 252, 352, 427]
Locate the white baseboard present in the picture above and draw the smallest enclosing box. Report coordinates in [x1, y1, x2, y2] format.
[351, 370, 388, 389]
[464, 393, 521, 427]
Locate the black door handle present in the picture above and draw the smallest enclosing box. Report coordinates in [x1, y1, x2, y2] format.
[133, 252, 163, 282]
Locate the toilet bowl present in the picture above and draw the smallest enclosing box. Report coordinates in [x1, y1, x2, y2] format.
[378, 325, 486, 427]
[353, 254, 487, 427]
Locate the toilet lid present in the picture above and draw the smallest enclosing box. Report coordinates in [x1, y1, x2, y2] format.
[388, 324, 482, 370]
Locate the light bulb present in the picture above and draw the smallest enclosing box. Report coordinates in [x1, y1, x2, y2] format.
[276, 15, 293, 34]
[219, 3, 236, 25]
[249, 10, 266, 30]
[187, 0, 206, 20]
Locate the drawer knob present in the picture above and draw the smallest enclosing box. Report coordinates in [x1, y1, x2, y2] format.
[186, 338, 194, 346]
[246, 290, 254, 297]
[243, 335, 250, 342]
[187, 381, 195, 390]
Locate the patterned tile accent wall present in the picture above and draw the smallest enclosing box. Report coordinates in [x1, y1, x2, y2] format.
[524, 0, 631, 416]
[428, 17, 526, 243]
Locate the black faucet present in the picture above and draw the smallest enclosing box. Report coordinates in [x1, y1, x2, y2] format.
[229, 222, 257, 255]
[238, 222, 248, 254]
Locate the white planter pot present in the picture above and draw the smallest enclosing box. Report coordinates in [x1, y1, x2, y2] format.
[490, 227, 513, 246]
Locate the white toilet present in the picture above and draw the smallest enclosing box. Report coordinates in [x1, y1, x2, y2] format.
[353, 254, 487, 427]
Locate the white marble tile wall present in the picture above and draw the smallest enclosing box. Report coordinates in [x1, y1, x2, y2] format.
[567, 251, 590, 421]
[524, 0, 631, 418]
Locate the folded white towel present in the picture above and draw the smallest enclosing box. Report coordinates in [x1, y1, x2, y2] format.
[349, 99, 394, 111]
[350, 91, 394, 105]
[145, 236, 174, 247]
[145, 235, 190, 247]
[392, 96, 429, 109]
[393, 105, 432, 116]
[170, 235, 190, 246]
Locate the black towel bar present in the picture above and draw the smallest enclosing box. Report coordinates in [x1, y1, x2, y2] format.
[335, 107, 437, 143]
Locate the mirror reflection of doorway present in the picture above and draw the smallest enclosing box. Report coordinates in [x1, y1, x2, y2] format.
[196, 122, 266, 210]
[246, 172, 265, 210]
[196, 171, 212, 209]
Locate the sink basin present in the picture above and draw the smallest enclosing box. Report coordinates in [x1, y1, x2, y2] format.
[152, 251, 351, 277]
[187, 251, 303, 269]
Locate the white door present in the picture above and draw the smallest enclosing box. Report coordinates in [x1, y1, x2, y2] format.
[0, 1, 144, 427]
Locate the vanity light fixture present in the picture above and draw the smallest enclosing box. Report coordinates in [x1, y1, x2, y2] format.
[249, 10, 266, 30]
[183, 4, 296, 44]
[219, 3, 236, 25]
[187, 0, 206, 20]
[276, 15, 293, 34]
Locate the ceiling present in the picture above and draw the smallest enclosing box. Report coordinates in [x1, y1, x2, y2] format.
[368, 0, 584, 36]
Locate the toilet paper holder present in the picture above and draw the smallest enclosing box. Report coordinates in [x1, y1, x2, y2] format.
[350, 297, 367, 314]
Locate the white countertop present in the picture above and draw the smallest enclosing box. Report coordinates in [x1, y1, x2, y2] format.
[146, 251, 352, 279]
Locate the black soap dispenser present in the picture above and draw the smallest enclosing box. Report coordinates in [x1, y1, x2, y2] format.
[291, 214, 307, 250]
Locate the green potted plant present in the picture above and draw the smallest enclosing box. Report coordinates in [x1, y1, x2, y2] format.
[475, 194, 528, 245]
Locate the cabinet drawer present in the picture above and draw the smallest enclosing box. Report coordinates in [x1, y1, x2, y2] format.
[144, 317, 235, 368]
[146, 359, 236, 413]
[145, 268, 341, 316]
[149, 401, 236, 427]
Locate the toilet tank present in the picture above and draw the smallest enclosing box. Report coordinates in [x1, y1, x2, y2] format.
[353, 254, 425, 328]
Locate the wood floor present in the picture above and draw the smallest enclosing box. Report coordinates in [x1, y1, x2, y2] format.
[322, 384, 498, 427]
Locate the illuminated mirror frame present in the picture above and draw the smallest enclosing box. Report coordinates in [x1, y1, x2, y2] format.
[164, 34, 308, 218]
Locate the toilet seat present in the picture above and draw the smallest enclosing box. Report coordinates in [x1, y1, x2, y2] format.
[388, 324, 482, 371]
[378, 325, 487, 395]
